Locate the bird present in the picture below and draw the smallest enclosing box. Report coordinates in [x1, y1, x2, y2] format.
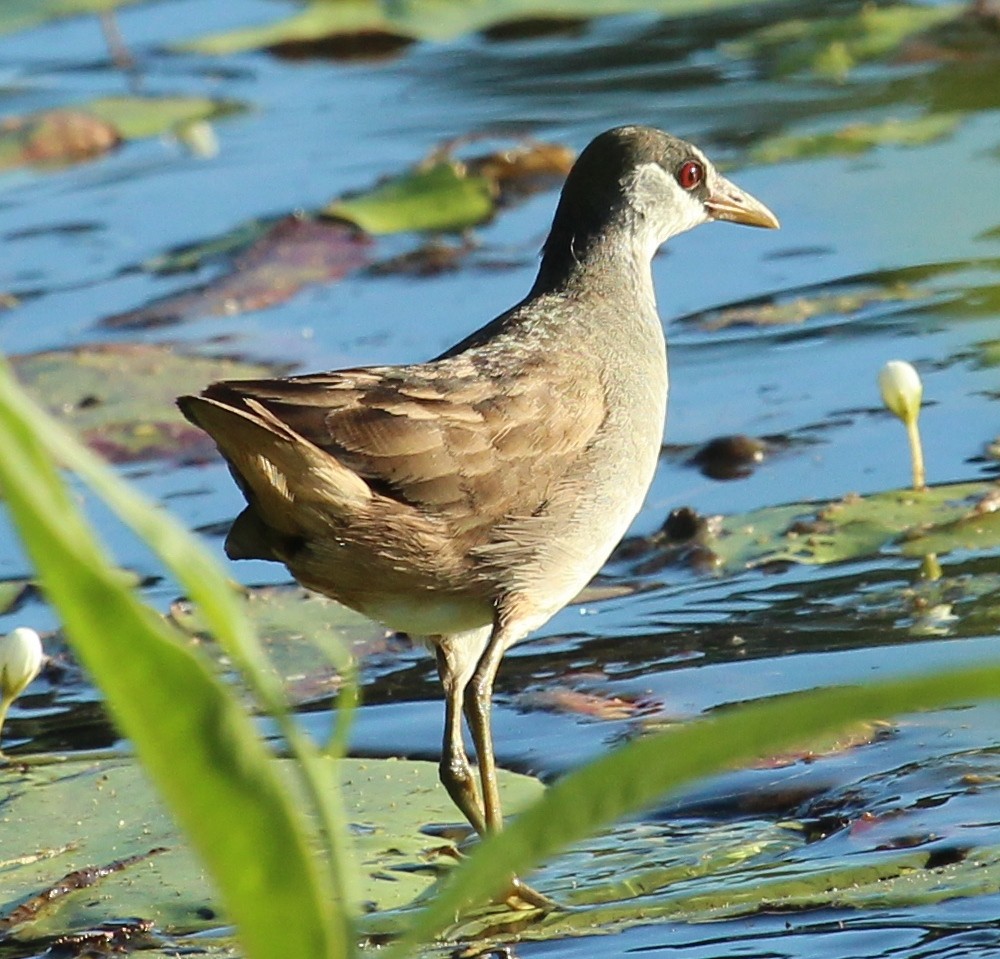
[178, 125, 778, 908]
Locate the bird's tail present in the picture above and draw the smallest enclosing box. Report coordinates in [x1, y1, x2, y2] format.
[178, 392, 372, 549]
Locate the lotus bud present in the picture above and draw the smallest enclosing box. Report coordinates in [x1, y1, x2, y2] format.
[879, 360, 923, 425]
[878, 360, 926, 491]
[0, 626, 43, 751]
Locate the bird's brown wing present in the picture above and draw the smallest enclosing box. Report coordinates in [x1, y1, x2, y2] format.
[195, 354, 606, 539]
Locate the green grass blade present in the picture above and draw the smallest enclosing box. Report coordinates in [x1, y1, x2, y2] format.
[0, 359, 350, 959]
[394, 663, 1000, 953]
[2, 356, 357, 911]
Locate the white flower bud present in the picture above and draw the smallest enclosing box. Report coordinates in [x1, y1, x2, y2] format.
[0, 626, 43, 704]
[879, 360, 923, 425]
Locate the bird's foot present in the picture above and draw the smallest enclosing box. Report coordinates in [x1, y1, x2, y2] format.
[500, 875, 559, 912]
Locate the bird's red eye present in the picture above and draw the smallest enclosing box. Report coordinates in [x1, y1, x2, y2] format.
[677, 160, 704, 190]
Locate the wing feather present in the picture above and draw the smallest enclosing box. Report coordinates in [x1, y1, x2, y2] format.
[195, 353, 606, 540]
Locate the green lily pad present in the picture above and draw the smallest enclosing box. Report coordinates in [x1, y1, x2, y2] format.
[11, 343, 288, 463]
[0, 97, 242, 172]
[436, 741, 1000, 944]
[645, 482, 1000, 576]
[144, 220, 273, 276]
[749, 114, 961, 166]
[324, 161, 496, 235]
[83, 95, 244, 140]
[688, 280, 924, 329]
[177, 0, 400, 55]
[135, 137, 571, 281]
[728, 3, 962, 80]
[0, 0, 145, 37]
[0, 579, 31, 615]
[169, 584, 392, 706]
[177, 0, 789, 54]
[0, 756, 543, 940]
[685, 258, 1000, 334]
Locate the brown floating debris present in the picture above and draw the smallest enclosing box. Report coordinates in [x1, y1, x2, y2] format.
[0, 110, 121, 170]
[0, 848, 166, 934]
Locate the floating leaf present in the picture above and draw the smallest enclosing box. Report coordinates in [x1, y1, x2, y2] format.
[394, 668, 1000, 951]
[105, 136, 566, 323]
[178, 0, 798, 55]
[324, 162, 495, 235]
[0, 579, 31, 615]
[143, 220, 273, 275]
[629, 482, 1000, 576]
[368, 238, 475, 277]
[0, 756, 541, 939]
[729, 3, 962, 80]
[0, 110, 120, 170]
[103, 217, 373, 328]
[688, 281, 923, 329]
[83, 95, 243, 140]
[169, 584, 393, 706]
[743, 720, 893, 769]
[176, 1, 400, 55]
[0, 0, 145, 37]
[11, 343, 288, 463]
[684, 259, 1000, 333]
[749, 114, 961, 165]
[0, 98, 242, 172]
[0, 357, 347, 959]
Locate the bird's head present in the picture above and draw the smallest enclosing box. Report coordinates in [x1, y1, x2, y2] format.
[542, 125, 779, 270]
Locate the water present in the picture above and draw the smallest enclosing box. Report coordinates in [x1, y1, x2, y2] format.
[1, 1, 999, 955]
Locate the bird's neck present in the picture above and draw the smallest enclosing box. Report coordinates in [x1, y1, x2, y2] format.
[529, 213, 658, 313]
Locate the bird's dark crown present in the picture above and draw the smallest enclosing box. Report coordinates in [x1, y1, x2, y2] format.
[535, 125, 706, 290]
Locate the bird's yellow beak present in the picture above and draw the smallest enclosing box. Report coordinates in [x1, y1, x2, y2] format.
[705, 175, 780, 229]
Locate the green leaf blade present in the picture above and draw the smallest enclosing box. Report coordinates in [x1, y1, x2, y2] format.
[0, 359, 349, 959]
[396, 663, 1000, 952]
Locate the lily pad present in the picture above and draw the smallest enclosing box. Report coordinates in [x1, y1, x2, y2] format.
[0, 579, 31, 615]
[696, 283, 922, 329]
[729, 3, 962, 80]
[83, 95, 243, 140]
[749, 114, 961, 165]
[467, 139, 575, 197]
[437, 740, 1000, 944]
[0, 0, 145, 37]
[684, 258, 1000, 333]
[0, 756, 543, 941]
[0, 98, 242, 172]
[169, 584, 395, 706]
[0, 110, 120, 171]
[324, 161, 496, 235]
[11, 343, 289, 463]
[178, 0, 792, 55]
[143, 221, 273, 276]
[102, 216, 374, 329]
[632, 482, 1000, 577]
[104, 138, 569, 324]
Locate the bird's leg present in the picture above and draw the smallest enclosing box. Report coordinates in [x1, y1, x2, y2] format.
[435, 645, 488, 836]
[463, 634, 507, 835]
[464, 622, 557, 912]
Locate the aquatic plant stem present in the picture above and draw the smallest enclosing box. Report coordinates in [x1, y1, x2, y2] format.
[906, 416, 926, 491]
